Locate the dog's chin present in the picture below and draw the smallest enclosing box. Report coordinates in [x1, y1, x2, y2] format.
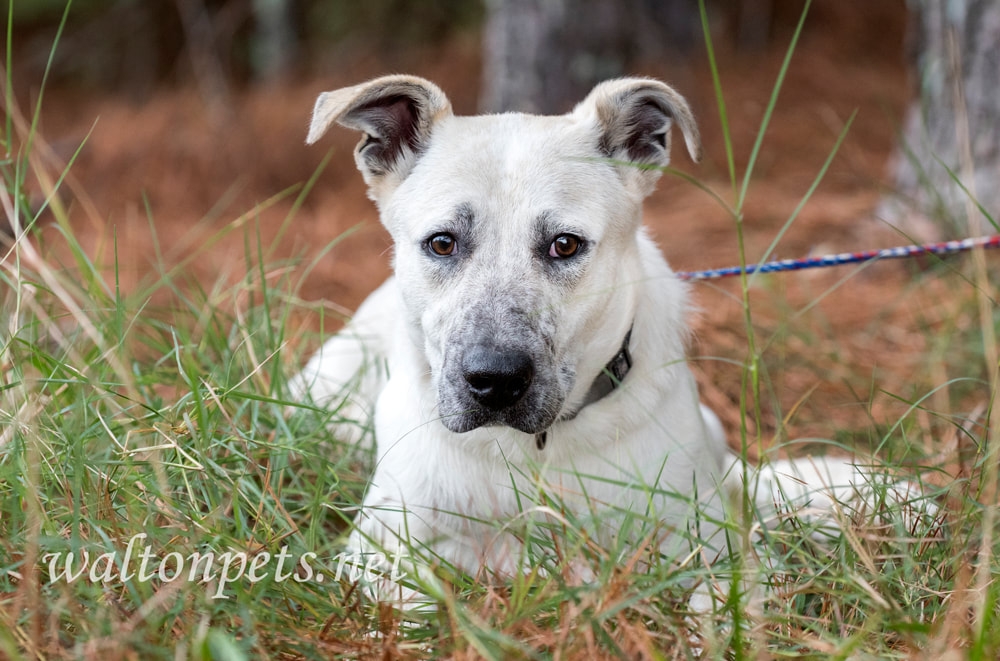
[439, 406, 560, 436]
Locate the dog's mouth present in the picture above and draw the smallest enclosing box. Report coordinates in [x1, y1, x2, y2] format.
[440, 409, 555, 435]
[437, 343, 566, 435]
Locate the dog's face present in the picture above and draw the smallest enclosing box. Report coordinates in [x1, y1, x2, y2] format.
[307, 76, 700, 435]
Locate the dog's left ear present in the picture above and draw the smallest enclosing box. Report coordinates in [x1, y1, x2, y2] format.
[307, 75, 453, 201]
[574, 78, 702, 197]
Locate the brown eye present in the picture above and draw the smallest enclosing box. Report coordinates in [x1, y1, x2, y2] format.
[549, 234, 581, 258]
[428, 233, 456, 256]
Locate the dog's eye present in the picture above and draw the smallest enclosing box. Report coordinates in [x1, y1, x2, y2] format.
[428, 233, 456, 256]
[549, 234, 582, 259]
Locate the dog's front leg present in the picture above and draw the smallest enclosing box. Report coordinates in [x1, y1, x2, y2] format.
[344, 483, 519, 609]
[290, 277, 399, 443]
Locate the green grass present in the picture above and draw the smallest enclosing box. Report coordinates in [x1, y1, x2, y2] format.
[2, 2, 1000, 659]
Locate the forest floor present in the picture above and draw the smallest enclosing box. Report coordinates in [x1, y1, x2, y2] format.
[23, 4, 983, 463]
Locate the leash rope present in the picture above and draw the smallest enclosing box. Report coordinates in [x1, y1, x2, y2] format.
[676, 234, 1000, 282]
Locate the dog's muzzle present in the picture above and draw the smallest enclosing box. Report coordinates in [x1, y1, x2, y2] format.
[437, 336, 563, 435]
[437, 324, 633, 442]
[461, 346, 534, 411]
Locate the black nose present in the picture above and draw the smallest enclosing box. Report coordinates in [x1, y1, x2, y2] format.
[461, 346, 534, 411]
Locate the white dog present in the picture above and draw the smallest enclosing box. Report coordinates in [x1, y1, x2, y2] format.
[292, 75, 926, 602]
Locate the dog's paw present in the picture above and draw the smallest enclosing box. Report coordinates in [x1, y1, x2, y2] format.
[750, 454, 940, 537]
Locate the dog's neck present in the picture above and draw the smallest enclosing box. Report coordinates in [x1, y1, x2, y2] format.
[535, 325, 633, 450]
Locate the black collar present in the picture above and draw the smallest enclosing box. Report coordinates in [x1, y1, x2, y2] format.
[535, 326, 633, 450]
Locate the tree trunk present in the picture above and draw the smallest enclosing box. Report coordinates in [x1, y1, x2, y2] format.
[250, 0, 298, 81]
[479, 0, 698, 114]
[883, 0, 1000, 239]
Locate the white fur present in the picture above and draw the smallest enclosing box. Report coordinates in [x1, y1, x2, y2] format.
[291, 76, 931, 605]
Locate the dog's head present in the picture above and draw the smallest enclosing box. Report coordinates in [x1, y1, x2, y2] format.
[308, 75, 700, 436]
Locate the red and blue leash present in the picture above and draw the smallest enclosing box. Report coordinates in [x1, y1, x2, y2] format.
[676, 235, 1000, 282]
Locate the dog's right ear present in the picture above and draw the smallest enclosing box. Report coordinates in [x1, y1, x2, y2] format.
[307, 75, 453, 199]
[574, 77, 701, 198]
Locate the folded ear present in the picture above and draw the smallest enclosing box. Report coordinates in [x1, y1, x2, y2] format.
[574, 77, 701, 197]
[307, 75, 453, 199]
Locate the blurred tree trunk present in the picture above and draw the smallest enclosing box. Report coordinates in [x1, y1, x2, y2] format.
[883, 0, 1000, 238]
[480, 0, 698, 114]
[175, 0, 233, 116]
[250, 0, 298, 81]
